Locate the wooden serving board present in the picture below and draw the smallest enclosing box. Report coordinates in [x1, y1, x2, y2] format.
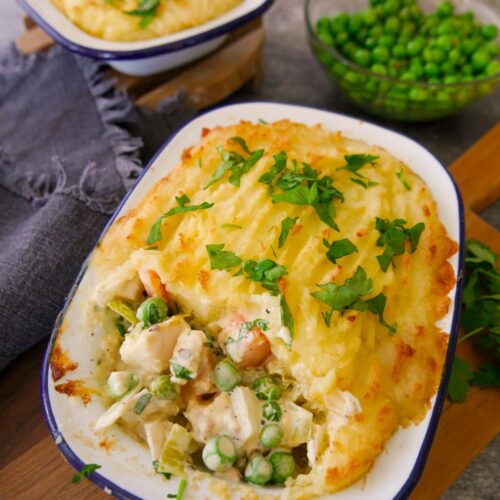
[16, 16, 264, 111]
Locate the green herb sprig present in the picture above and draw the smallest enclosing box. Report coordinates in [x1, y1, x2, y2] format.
[204, 137, 264, 189]
[323, 238, 358, 264]
[374, 217, 425, 271]
[336, 154, 379, 189]
[261, 154, 344, 231]
[72, 463, 101, 484]
[447, 240, 500, 402]
[278, 217, 299, 248]
[311, 266, 396, 333]
[127, 0, 160, 29]
[147, 194, 213, 244]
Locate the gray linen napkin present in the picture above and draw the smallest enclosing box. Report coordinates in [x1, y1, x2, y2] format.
[0, 46, 195, 371]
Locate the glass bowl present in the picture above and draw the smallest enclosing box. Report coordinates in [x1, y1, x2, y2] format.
[305, 0, 500, 121]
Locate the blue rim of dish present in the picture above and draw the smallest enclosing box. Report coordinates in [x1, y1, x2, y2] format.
[16, 0, 275, 60]
[40, 102, 465, 500]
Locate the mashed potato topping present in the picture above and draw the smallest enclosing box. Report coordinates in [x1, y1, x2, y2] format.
[90, 120, 457, 497]
[50, 0, 242, 41]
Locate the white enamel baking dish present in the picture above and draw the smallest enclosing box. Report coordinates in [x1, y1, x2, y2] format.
[41, 102, 464, 499]
[17, 0, 274, 75]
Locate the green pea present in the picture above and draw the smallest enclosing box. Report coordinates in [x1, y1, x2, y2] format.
[347, 14, 363, 34]
[317, 31, 335, 46]
[365, 79, 380, 93]
[259, 424, 284, 448]
[461, 64, 473, 76]
[383, 0, 400, 17]
[362, 9, 378, 26]
[263, 400, 282, 421]
[378, 34, 395, 48]
[384, 17, 400, 34]
[370, 25, 383, 37]
[372, 45, 390, 62]
[460, 38, 478, 56]
[461, 10, 474, 22]
[330, 13, 349, 31]
[371, 63, 387, 75]
[202, 436, 237, 472]
[441, 62, 456, 76]
[392, 45, 406, 59]
[150, 375, 179, 401]
[471, 50, 491, 72]
[344, 70, 363, 85]
[137, 297, 168, 327]
[365, 36, 379, 49]
[213, 360, 242, 391]
[483, 42, 500, 58]
[245, 455, 272, 485]
[437, 2, 454, 18]
[443, 75, 459, 84]
[480, 24, 498, 41]
[335, 31, 350, 46]
[448, 47, 461, 64]
[400, 71, 417, 81]
[428, 77, 441, 84]
[407, 37, 425, 56]
[354, 49, 371, 67]
[253, 376, 282, 401]
[408, 88, 428, 102]
[435, 35, 454, 51]
[269, 450, 296, 483]
[400, 21, 416, 38]
[316, 18, 330, 33]
[485, 60, 500, 77]
[424, 62, 440, 78]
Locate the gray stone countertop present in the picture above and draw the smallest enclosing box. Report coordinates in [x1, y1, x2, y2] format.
[1, 0, 498, 498]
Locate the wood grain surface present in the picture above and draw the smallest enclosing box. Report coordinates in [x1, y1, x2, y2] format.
[0, 122, 498, 498]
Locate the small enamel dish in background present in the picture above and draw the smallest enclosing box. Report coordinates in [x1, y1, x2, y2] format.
[17, 0, 275, 75]
[41, 102, 464, 499]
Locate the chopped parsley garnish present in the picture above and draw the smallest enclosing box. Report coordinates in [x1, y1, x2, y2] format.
[205, 245, 294, 339]
[258, 118, 269, 124]
[221, 223, 242, 230]
[237, 319, 270, 340]
[133, 392, 152, 415]
[258, 151, 287, 188]
[374, 217, 425, 272]
[116, 321, 126, 337]
[350, 177, 378, 189]
[278, 216, 299, 248]
[152, 460, 171, 480]
[323, 238, 358, 264]
[206, 244, 243, 270]
[167, 478, 187, 499]
[204, 138, 264, 189]
[312, 266, 396, 333]
[147, 194, 213, 244]
[265, 160, 343, 231]
[396, 169, 412, 190]
[336, 154, 379, 176]
[448, 239, 500, 402]
[127, 0, 160, 29]
[72, 463, 101, 484]
[171, 363, 193, 380]
[337, 154, 379, 187]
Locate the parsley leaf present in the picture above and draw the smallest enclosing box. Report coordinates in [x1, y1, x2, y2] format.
[312, 266, 373, 311]
[351, 293, 396, 334]
[466, 239, 498, 268]
[312, 267, 395, 333]
[374, 217, 425, 271]
[206, 244, 243, 270]
[470, 362, 500, 387]
[396, 169, 412, 190]
[205, 140, 264, 189]
[323, 238, 358, 264]
[259, 151, 287, 187]
[280, 294, 294, 339]
[337, 154, 379, 177]
[72, 463, 101, 484]
[230, 136, 252, 154]
[269, 161, 343, 231]
[447, 357, 473, 403]
[221, 223, 242, 229]
[350, 177, 378, 189]
[278, 217, 299, 248]
[147, 195, 213, 244]
[237, 318, 270, 340]
[243, 259, 288, 295]
[127, 0, 160, 28]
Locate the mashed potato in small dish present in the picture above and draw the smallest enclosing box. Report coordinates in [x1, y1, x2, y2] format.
[50, 0, 242, 41]
[88, 119, 457, 498]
